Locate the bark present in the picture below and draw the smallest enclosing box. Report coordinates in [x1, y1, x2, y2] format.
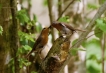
[0, 0, 19, 73]
[0, 0, 11, 73]
[9, 0, 20, 72]
[38, 35, 71, 73]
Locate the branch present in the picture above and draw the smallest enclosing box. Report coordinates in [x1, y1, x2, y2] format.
[59, 1, 106, 73]
[39, 36, 71, 73]
[58, 0, 62, 17]
[101, 33, 105, 73]
[57, 0, 75, 21]
[47, 0, 55, 42]
[10, 0, 19, 73]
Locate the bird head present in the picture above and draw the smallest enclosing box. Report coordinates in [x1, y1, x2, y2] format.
[51, 21, 63, 31]
[41, 27, 50, 35]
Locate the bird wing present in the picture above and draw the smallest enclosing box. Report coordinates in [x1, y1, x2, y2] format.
[26, 35, 42, 58]
[64, 23, 75, 31]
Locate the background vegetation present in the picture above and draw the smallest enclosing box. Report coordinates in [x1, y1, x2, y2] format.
[0, 0, 106, 73]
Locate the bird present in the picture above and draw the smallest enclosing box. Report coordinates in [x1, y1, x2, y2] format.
[26, 27, 50, 58]
[51, 21, 85, 36]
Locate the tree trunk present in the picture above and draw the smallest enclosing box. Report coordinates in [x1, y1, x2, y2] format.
[0, 0, 19, 73]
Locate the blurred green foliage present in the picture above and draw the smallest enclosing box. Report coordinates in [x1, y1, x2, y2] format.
[94, 27, 103, 39]
[43, 0, 48, 6]
[96, 18, 106, 33]
[16, 10, 29, 24]
[7, 0, 106, 72]
[58, 16, 70, 23]
[87, 3, 99, 9]
[18, 58, 31, 68]
[82, 38, 106, 73]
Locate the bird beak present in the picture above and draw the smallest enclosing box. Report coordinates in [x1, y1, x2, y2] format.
[49, 25, 52, 29]
[48, 25, 53, 34]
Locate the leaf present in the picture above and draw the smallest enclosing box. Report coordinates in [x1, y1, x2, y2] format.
[35, 22, 42, 32]
[96, 19, 106, 32]
[22, 45, 32, 51]
[33, 14, 37, 22]
[87, 3, 99, 9]
[94, 27, 103, 39]
[70, 48, 78, 56]
[72, 39, 78, 46]
[16, 10, 29, 23]
[24, 61, 31, 66]
[18, 30, 35, 42]
[87, 60, 102, 73]
[17, 45, 32, 55]
[85, 39, 102, 60]
[18, 58, 31, 68]
[58, 16, 70, 23]
[78, 48, 86, 51]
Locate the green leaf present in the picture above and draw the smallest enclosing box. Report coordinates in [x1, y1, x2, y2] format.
[96, 19, 106, 32]
[35, 22, 42, 32]
[22, 45, 32, 51]
[78, 48, 86, 51]
[18, 58, 31, 68]
[87, 60, 102, 73]
[18, 30, 35, 42]
[58, 16, 70, 23]
[72, 39, 78, 46]
[16, 10, 29, 23]
[70, 48, 78, 56]
[17, 45, 32, 55]
[24, 61, 31, 66]
[85, 38, 101, 60]
[0, 25, 3, 35]
[33, 14, 37, 22]
[87, 3, 99, 9]
[94, 27, 103, 38]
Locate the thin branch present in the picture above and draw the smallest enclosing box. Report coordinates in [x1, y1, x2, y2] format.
[47, 0, 55, 42]
[58, 0, 62, 17]
[86, 31, 101, 39]
[57, 0, 75, 21]
[101, 33, 105, 73]
[47, 0, 53, 23]
[27, 0, 32, 18]
[71, 31, 102, 49]
[59, 1, 106, 73]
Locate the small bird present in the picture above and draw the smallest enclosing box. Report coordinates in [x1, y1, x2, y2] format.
[51, 21, 85, 36]
[26, 27, 50, 58]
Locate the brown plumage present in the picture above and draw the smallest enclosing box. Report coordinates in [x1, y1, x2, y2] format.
[26, 27, 50, 58]
[51, 21, 85, 36]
